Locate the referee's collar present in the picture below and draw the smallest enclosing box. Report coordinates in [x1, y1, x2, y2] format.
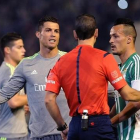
[76, 44, 94, 48]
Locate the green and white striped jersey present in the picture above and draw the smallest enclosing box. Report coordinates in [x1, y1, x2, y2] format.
[115, 53, 140, 140]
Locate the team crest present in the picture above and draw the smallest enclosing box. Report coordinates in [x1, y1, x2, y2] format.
[111, 70, 118, 78]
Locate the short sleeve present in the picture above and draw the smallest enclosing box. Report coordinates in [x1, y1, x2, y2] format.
[103, 54, 127, 90]
[45, 61, 61, 94]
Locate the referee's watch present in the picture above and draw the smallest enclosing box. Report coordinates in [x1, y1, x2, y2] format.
[57, 122, 68, 131]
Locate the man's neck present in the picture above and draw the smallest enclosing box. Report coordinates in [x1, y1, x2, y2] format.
[120, 48, 136, 64]
[78, 39, 94, 47]
[40, 46, 58, 58]
[78, 36, 96, 47]
[4, 58, 18, 67]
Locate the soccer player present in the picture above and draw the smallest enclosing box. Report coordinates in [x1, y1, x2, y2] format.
[0, 32, 28, 139]
[45, 14, 140, 140]
[0, 16, 70, 140]
[109, 18, 140, 140]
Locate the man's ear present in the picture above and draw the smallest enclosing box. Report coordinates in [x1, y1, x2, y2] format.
[73, 30, 78, 40]
[127, 36, 132, 44]
[4, 47, 11, 54]
[94, 29, 98, 39]
[36, 31, 40, 39]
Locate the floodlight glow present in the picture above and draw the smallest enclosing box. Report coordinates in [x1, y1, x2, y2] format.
[118, 0, 128, 9]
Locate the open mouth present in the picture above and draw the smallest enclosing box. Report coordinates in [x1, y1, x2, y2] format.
[49, 39, 56, 43]
[111, 44, 116, 49]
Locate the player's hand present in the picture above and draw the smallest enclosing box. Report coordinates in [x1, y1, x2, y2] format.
[61, 127, 68, 140]
[24, 104, 30, 114]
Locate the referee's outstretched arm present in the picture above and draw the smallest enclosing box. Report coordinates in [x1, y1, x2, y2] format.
[118, 84, 140, 101]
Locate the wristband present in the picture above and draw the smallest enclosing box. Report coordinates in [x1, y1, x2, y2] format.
[57, 122, 67, 131]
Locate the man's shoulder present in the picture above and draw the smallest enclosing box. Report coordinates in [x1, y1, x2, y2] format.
[0, 62, 11, 86]
[0, 62, 12, 73]
[23, 53, 39, 61]
[56, 50, 68, 61]
[0, 62, 6, 69]
[93, 48, 111, 58]
[20, 53, 39, 64]
[125, 53, 140, 68]
[131, 53, 140, 63]
[58, 50, 67, 57]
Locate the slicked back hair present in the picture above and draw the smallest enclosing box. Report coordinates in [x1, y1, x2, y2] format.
[75, 14, 97, 40]
[37, 16, 59, 31]
[0, 32, 22, 57]
[114, 18, 137, 43]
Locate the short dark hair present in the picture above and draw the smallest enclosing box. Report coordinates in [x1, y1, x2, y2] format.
[0, 32, 22, 57]
[38, 16, 59, 31]
[114, 18, 137, 43]
[75, 14, 97, 40]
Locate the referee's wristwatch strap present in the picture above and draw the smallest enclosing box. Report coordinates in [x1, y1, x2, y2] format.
[57, 122, 67, 131]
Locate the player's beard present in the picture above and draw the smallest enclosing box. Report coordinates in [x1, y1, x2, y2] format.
[48, 47, 55, 50]
[112, 52, 121, 56]
[44, 45, 57, 51]
[42, 41, 58, 50]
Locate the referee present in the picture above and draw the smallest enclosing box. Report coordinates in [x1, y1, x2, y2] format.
[45, 14, 140, 140]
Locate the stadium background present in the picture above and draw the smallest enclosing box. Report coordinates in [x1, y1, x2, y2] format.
[0, 0, 140, 64]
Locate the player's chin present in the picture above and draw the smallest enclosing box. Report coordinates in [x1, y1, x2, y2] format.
[20, 56, 25, 60]
[111, 49, 117, 54]
[48, 45, 57, 50]
[112, 52, 119, 55]
[21, 55, 25, 59]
